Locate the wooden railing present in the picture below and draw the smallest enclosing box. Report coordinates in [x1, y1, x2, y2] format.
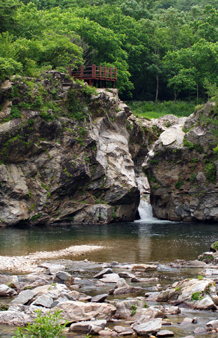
[69, 64, 117, 87]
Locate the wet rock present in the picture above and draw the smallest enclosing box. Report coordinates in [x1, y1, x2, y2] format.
[113, 286, 143, 296]
[114, 326, 130, 333]
[210, 241, 218, 252]
[198, 252, 216, 263]
[94, 268, 114, 279]
[145, 292, 159, 302]
[133, 318, 162, 336]
[118, 272, 135, 279]
[193, 327, 207, 334]
[156, 330, 174, 337]
[0, 276, 19, 289]
[99, 329, 118, 336]
[69, 319, 107, 333]
[32, 294, 53, 308]
[91, 294, 108, 302]
[164, 306, 180, 315]
[131, 277, 158, 283]
[100, 273, 120, 283]
[39, 263, 66, 274]
[54, 271, 74, 286]
[157, 278, 217, 310]
[57, 301, 116, 322]
[0, 284, 17, 297]
[132, 264, 158, 272]
[114, 300, 164, 321]
[180, 317, 197, 326]
[206, 319, 218, 331]
[10, 289, 35, 305]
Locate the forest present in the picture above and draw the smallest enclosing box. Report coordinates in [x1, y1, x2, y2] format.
[1, 0, 218, 103]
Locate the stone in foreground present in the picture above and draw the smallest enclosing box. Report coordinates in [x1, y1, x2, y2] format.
[133, 318, 162, 336]
[156, 330, 174, 337]
[69, 319, 107, 334]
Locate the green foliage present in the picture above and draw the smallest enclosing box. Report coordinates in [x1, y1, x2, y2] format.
[130, 304, 137, 316]
[191, 291, 200, 301]
[128, 101, 195, 119]
[175, 180, 184, 189]
[212, 241, 218, 250]
[0, 57, 22, 82]
[183, 138, 194, 150]
[12, 309, 67, 338]
[198, 275, 204, 280]
[204, 162, 216, 182]
[31, 213, 42, 221]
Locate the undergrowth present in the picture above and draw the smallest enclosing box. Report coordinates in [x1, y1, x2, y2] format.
[127, 100, 195, 119]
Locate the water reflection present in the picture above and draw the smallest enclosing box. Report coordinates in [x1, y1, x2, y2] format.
[0, 222, 218, 263]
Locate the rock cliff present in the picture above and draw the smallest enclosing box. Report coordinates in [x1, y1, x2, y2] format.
[144, 103, 218, 222]
[0, 72, 146, 227]
[1, 71, 218, 226]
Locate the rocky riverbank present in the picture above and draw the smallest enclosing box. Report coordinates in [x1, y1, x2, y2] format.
[1, 243, 218, 337]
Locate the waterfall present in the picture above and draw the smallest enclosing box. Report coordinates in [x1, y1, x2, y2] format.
[135, 194, 158, 223]
[135, 174, 171, 223]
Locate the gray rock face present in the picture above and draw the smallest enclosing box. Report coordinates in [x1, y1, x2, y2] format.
[133, 318, 162, 336]
[0, 75, 140, 227]
[143, 102, 218, 222]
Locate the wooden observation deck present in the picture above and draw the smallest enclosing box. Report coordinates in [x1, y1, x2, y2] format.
[69, 64, 117, 88]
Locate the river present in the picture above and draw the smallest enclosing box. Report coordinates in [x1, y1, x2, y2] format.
[1, 201, 218, 337]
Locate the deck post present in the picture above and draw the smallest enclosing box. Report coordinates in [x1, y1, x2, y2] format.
[89, 79, 92, 86]
[92, 64, 96, 78]
[81, 65, 84, 78]
[104, 66, 107, 79]
[99, 65, 102, 78]
[112, 82, 114, 88]
[110, 67, 112, 80]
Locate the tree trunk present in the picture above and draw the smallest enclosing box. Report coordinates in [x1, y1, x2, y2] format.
[174, 89, 177, 104]
[155, 73, 159, 106]
[203, 87, 206, 103]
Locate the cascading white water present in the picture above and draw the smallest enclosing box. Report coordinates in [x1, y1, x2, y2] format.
[135, 194, 158, 223]
[135, 174, 171, 223]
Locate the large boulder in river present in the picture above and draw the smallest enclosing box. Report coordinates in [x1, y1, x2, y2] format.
[157, 278, 217, 310]
[56, 301, 116, 323]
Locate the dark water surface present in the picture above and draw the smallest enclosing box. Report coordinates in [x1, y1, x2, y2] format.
[1, 221, 218, 263]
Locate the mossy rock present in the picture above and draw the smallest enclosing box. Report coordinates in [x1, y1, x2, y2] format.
[210, 241, 218, 252]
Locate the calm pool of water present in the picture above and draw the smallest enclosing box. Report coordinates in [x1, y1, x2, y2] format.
[0, 221, 218, 263]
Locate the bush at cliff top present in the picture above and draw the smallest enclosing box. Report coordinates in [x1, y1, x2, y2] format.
[0, 57, 22, 82]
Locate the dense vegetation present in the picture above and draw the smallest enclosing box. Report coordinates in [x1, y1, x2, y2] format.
[1, 0, 218, 103]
